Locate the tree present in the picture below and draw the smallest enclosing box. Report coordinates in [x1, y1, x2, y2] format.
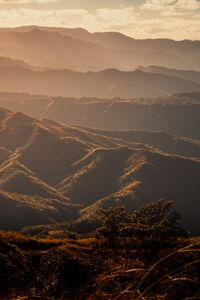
[94, 206, 132, 258]
[94, 200, 187, 259]
[131, 199, 188, 249]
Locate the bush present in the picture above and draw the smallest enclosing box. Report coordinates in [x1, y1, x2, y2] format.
[94, 200, 188, 258]
[131, 199, 188, 248]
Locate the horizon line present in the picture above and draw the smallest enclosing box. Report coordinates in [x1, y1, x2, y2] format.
[0, 24, 199, 42]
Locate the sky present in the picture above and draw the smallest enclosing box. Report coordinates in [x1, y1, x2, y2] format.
[0, 0, 199, 40]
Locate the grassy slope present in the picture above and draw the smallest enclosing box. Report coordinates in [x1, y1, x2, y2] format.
[0, 231, 199, 299]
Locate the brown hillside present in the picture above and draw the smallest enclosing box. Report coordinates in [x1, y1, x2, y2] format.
[62, 149, 200, 234]
[0, 107, 200, 234]
[1, 94, 200, 140]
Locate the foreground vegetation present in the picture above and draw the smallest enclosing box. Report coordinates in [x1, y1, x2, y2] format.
[0, 200, 199, 299]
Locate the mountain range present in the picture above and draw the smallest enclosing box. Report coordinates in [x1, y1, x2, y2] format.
[0, 25, 200, 235]
[0, 92, 200, 140]
[0, 25, 200, 98]
[0, 56, 200, 98]
[0, 26, 200, 71]
[139, 65, 200, 85]
[0, 107, 200, 234]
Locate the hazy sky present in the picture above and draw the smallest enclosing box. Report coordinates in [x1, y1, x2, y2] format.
[0, 0, 199, 40]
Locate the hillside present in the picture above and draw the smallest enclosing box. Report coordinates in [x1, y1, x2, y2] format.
[139, 65, 200, 85]
[1, 26, 200, 71]
[59, 147, 197, 205]
[59, 147, 200, 235]
[0, 93, 200, 139]
[0, 28, 141, 71]
[0, 56, 34, 69]
[0, 60, 199, 97]
[0, 160, 69, 201]
[0, 223, 199, 299]
[0, 107, 200, 233]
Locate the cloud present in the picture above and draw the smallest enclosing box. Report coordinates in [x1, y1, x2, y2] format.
[142, 0, 176, 11]
[0, 7, 137, 30]
[0, 4, 199, 40]
[126, 17, 200, 40]
[141, 0, 200, 20]
[96, 7, 136, 28]
[175, 0, 200, 10]
[0, 0, 58, 3]
[142, 0, 200, 11]
[0, 8, 95, 28]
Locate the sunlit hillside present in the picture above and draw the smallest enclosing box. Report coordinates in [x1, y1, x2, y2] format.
[0, 107, 200, 235]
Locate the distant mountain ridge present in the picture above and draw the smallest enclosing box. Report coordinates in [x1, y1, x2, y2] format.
[0, 57, 199, 97]
[0, 56, 34, 69]
[0, 26, 200, 71]
[139, 65, 200, 85]
[1, 93, 200, 140]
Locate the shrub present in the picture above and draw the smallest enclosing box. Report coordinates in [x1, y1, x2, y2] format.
[94, 200, 188, 258]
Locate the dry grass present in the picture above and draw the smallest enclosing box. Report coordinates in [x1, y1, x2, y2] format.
[81, 238, 200, 300]
[0, 231, 199, 299]
[0, 231, 93, 299]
